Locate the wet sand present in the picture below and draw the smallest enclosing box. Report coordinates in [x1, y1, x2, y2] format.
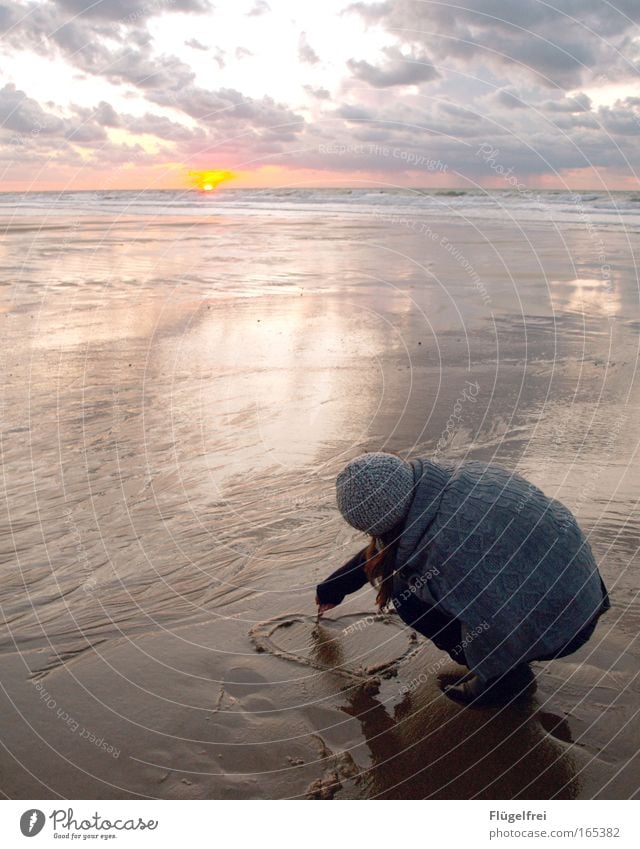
[1, 209, 639, 798]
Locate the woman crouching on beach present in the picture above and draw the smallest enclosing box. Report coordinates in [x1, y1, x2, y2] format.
[316, 452, 610, 708]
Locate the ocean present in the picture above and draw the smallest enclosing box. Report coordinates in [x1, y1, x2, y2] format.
[2, 187, 640, 230]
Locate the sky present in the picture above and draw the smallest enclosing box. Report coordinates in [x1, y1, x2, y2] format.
[0, 0, 639, 191]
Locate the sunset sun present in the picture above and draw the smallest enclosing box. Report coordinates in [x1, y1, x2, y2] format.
[188, 170, 237, 193]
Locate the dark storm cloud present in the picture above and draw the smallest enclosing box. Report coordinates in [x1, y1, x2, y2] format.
[347, 46, 439, 87]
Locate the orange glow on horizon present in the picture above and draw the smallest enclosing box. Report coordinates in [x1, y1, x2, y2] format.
[187, 169, 237, 192]
[4, 164, 639, 192]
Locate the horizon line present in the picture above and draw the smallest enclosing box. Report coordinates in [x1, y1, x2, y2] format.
[0, 185, 636, 194]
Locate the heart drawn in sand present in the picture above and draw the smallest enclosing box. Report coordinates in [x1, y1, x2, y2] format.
[249, 612, 419, 682]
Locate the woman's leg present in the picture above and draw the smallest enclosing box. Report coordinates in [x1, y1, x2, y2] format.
[533, 591, 608, 663]
[394, 592, 466, 664]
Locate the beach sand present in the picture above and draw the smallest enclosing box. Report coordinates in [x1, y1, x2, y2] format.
[1, 204, 639, 798]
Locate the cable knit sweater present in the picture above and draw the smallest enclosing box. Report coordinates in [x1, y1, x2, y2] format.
[319, 457, 610, 683]
[392, 457, 609, 681]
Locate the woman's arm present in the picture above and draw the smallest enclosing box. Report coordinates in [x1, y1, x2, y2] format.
[316, 546, 370, 606]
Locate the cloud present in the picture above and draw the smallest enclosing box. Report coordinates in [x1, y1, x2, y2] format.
[495, 88, 528, 110]
[149, 85, 305, 140]
[334, 104, 373, 122]
[547, 111, 601, 130]
[343, 2, 392, 24]
[599, 99, 640, 136]
[185, 38, 209, 51]
[304, 85, 331, 100]
[0, 80, 300, 173]
[1, 1, 305, 158]
[542, 93, 593, 113]
[0, 83, 107, 145]
[54, 0, 211, 22]
[125, 112, 205, 141]
[247, 0, 270, 16]
[355, 0, 640, 90]
[93, 100, 120, 127]
[439, 101, 485, 122]
[298, 32, 319, 65]
[74, 100, 205, 141]
[1, 3, 199, 93]
[347, 46, 439, 87]
[1, 3, 142, 77]
[0, 83, 64, 136]
[102, 51, 196, 91]
[1, 1, 205, 67]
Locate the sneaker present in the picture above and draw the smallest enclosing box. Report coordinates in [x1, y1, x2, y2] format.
[443, 664, 536, 708]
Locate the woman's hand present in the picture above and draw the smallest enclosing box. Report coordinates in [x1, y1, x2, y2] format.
[315, 595, 338, 618]
[315, 548, 369, 617]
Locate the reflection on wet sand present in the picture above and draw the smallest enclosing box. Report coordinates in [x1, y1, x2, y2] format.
[549, 277, 623, 319]
[312, 623, 348, 676]
[340, 682, 581, 800]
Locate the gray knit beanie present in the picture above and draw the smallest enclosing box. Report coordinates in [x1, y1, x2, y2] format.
[336, 452, 415, 536]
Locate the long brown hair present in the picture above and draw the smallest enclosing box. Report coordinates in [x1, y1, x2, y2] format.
[362, 534, 396, 610]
